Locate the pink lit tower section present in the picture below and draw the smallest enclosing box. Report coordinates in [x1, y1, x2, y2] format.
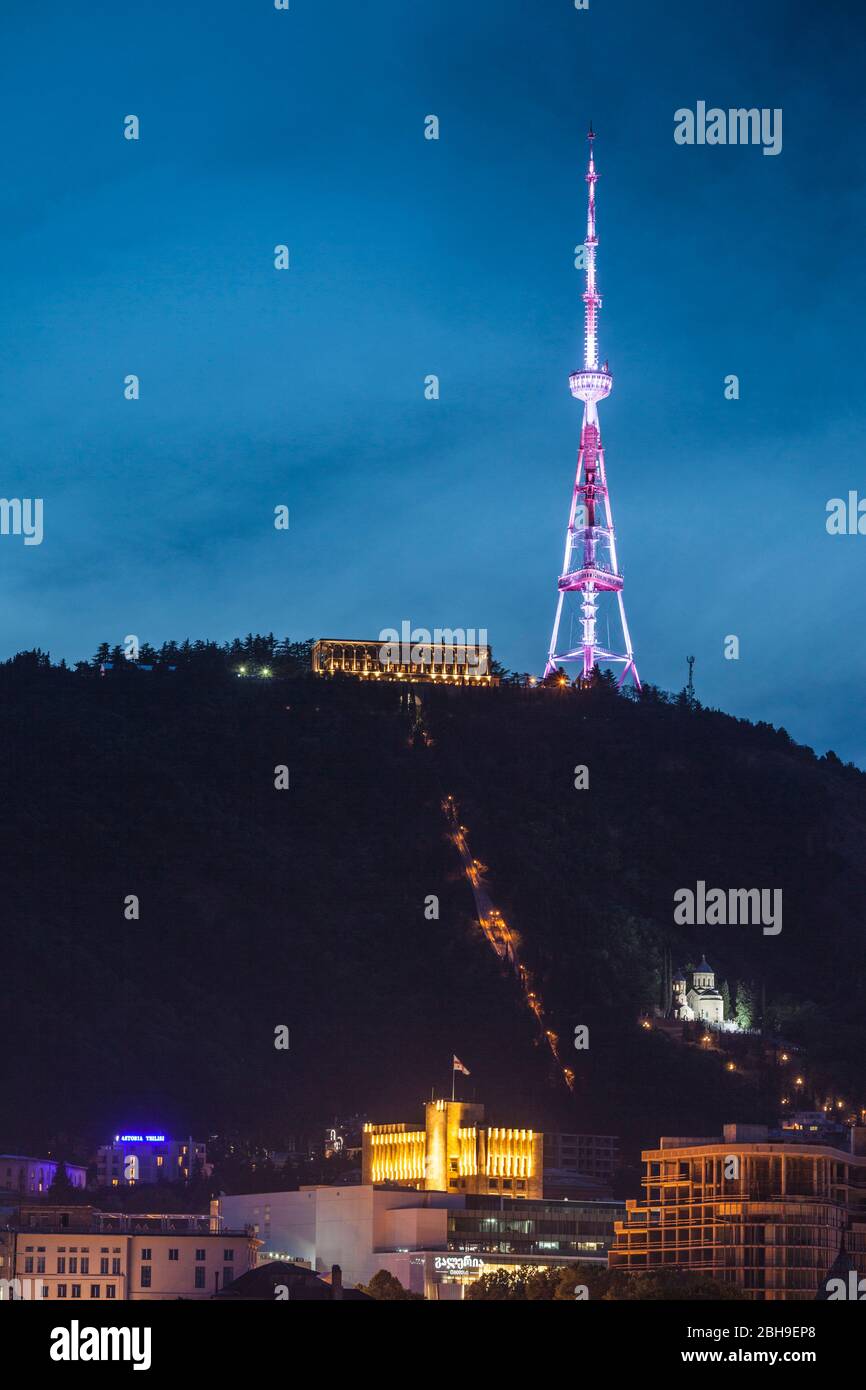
[544, 128, 640, 688]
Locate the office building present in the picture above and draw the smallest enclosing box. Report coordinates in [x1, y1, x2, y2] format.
[543, 1132, 620, 1197]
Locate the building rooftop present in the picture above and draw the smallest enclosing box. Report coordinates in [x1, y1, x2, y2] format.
[214, 1259, 371, 1301]
[0, 1154, 84, 1165]
[655, 1123, 866, 1159]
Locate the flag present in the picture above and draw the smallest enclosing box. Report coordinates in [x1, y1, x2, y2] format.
[452, 1055, 470, 1076]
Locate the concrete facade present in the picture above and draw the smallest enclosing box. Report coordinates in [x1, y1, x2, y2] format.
[219, 1183, 623, 1300]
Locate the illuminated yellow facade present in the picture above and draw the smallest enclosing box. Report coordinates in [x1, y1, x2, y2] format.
[311, 638, 497, 685]
[366, 1126, 426, 1184]
[362, 1101, 543, 1200]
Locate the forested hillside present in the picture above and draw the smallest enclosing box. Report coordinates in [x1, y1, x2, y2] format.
[2, 642, 864, 1169]
[0, 647, 546, 1153]
[426, 678, 866, 1150]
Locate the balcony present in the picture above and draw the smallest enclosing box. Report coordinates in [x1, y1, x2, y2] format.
[558, 566, 623, 594]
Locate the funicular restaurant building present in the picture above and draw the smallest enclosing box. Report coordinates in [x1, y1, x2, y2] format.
[312, 637, 495, 684]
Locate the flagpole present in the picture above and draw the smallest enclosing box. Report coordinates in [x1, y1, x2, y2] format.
[451, 1058, 455, 1103]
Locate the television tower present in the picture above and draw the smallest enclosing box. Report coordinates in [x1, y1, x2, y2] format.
[543, 128, 640, 687]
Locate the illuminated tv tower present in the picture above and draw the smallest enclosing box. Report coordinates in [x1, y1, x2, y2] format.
[544, 128, 640, 687]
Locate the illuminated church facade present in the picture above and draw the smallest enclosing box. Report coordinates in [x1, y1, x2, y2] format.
[671, 957, 725, 1026]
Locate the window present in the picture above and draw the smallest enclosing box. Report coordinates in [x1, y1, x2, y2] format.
[80, 1258, 89, 1274]
[24, 1257, 33, 1274]
[37, 1257, 45, 1274]
[71, 1285, 81, 1299]
[223, 1266, 233, 1286]
[106, 1285, 116, 1299]
[223, 1249, 234, 1262]
[57, 1284, 67, 1298]
[100, 1258, 109, 1275]
[69, 1258, 78, 1274]
[41, 1286, 49, 1300]
[141, 1249, 151, 1261]
[195, 1249, 205, 1262]
[168, 1248, 179, 1262]
[194, 1266, 206, 1289]
[56, 1257, 66, 1274]
[90, 1285, 100, 1299]
[140, 1267, 152, 1288]
[111, 1258, 121, 1275]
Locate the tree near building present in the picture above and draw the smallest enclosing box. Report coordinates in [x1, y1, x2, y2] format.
[358, 1270, 424, 1301]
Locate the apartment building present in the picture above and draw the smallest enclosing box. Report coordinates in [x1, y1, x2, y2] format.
[610, 1122, 866, 1300]
[0, 1206, 257, 1301]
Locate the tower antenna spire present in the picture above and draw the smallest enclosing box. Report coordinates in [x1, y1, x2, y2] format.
[543, 128, 640, 688]
[582, 124, 600, 371]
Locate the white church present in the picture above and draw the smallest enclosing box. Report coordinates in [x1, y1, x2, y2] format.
[672, 957, 725, 1025]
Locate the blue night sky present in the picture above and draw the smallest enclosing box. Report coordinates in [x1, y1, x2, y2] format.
[1, 0, 864, 760]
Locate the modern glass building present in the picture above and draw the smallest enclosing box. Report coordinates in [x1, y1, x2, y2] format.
[449, 1194, 621, 1261]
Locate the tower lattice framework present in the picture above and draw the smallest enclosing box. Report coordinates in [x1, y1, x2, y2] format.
[544, 128, 640, 688]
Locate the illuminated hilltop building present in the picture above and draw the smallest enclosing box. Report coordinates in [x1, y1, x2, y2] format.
[312, 636, 496, 684]
[362, 1100, 543, 1201]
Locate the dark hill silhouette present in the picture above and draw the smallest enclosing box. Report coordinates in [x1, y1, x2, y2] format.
[1, 640, 863, 1168]
[424, 675, 866, 1154]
